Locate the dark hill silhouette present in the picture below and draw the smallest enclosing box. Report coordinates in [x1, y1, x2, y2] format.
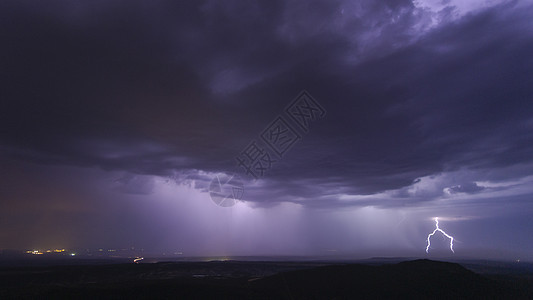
[251, 259, 526, 299]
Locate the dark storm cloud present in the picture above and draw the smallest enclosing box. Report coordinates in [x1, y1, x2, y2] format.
[113, 173, 155, 195]
[1, 0, 533, 209]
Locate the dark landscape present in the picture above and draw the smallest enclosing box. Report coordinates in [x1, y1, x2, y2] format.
[1, 258, 532, 299]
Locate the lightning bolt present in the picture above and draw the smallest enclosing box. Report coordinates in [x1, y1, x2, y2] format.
[425, 217, 454, 253]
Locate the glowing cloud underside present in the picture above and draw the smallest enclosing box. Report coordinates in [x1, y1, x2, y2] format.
[425, 217, 455, 253]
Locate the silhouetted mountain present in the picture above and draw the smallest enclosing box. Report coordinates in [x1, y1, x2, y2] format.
[251, 259, 529, 299]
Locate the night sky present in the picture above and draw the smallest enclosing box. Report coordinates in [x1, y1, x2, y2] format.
[1, 0, 533, 260]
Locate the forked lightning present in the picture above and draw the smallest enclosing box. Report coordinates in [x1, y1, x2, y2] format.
[426, 217, 454, 253]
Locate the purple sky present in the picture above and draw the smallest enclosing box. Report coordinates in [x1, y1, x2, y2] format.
[1, 0, 533, 260]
